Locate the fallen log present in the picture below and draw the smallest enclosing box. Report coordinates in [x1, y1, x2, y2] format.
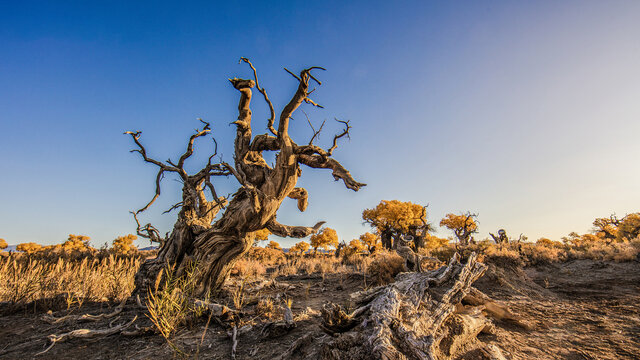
[320, 253, 508, 360]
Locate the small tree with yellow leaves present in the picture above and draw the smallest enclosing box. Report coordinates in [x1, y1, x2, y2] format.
[343, 239, 367, 257]
[112, 234, 138, 255]
[289, 241, 310, 255]
[0, 238, 7, 251]
[266, 240, 282, 251]
[362, 200, 431, 249]
[422, 233, 449, 250]
[62, 234, 92, 253]
[359, 232, 381, 254]
[310, 227, 339, 255]
[617, 213, 640, 241]
[253, 228, 271, 244]
[17, 242, 42, 254]
[439, 212, 478, 246]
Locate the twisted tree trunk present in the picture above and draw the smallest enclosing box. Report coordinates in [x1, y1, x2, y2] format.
[129, 59, 365, 297]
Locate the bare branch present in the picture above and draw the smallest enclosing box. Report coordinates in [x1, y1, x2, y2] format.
[298, 154, 366, 191]
[124, 131, 179, 172]
[278, 67, 325, 140]
[131, 212, 165, 245]
[163, 201, 184, 214]
[137, 169, 164, 213]
[266, 218, 326, 238]
[327, 119, 351, 155]
[303, 110, 325, 145]
[240, 58, 277, 136]
[177, 119, 211, 169]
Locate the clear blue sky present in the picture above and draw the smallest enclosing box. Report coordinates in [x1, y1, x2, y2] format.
[1, 1, 639, 247]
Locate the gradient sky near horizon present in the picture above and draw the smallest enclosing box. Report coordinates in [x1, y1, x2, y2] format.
[1, 1, 639, 248]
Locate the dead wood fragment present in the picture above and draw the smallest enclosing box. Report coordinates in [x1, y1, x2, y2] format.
[36, 316, 137, 356]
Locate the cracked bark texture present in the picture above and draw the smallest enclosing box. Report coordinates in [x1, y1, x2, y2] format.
[129, 59, 365, 297]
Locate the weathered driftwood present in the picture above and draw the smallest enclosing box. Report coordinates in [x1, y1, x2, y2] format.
[320, 253, 508, 360]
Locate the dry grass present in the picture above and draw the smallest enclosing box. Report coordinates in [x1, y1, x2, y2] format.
[0, 253, 141, 306]
[1, 236, 638, 314]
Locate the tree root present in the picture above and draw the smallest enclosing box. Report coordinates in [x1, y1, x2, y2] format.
[36, 316, 138, 356]
[41, 298, 127, 325]
[320, 253, 510, 359]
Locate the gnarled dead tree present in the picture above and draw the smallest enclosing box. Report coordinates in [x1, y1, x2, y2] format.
[128, 58, 365, 297]
[489, 229, 508, 244]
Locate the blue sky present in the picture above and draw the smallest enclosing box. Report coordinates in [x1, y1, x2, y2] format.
[1, 1, 639, 247]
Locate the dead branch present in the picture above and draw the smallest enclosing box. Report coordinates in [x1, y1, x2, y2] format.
[327, 119, 351, 155]
[298, 154, 366, 191]
[240, 57, 277, 136]
[266, 219, 325, 238]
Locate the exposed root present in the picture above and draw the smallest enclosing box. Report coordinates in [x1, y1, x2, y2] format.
[463, 287, 532, 329]
[41, 298, 127, 325]
[36, 316, 137, 356]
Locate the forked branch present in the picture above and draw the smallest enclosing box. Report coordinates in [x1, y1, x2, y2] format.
[240, 57, 277, 136]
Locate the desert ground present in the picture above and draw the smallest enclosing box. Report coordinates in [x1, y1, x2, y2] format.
[1, 242, 639, 360]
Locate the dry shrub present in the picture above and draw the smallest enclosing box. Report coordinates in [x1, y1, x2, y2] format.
[482, 245, 524, 268]
[368, 250, 404, 285]
[245, 246, 285, 266]
[230, 258, 266, 278]
[567, 238, 640, 262]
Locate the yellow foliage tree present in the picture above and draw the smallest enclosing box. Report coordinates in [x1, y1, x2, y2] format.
[592, 215, 620, 241]
[439, 212, 479, 246]
[0, 238, 7, 250]
[17, 242, 42, 254]
[266, 240, 282, 251]
[358, 232, 380, 253]
[344, 239, 367, 257]
[310, 227, 339, 254]
[362, 200, 430, 249]
[62, 234, 92, 252]
[617, 213, 640, 241]
[422, 233, 449, 250]
[252, 228, 271, 243]
[289, 241, 310, 255]
[112, 234, 138, 255]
